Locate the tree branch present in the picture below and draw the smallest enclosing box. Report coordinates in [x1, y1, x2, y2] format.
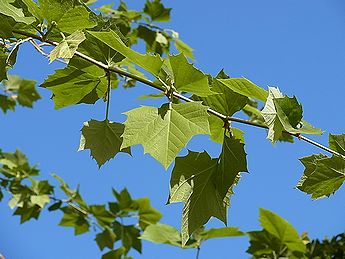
[12, 29, 344, 158]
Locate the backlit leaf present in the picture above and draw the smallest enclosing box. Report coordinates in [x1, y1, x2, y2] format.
[169, 53, 214, 97]
[87, 30, 163, 76]
[0, 0, 35, 24]
[297, 155, 345, 199]
[49, 30, 86, 63]
[121, 102, 210, 169]
[329, 134, 345, 156]
[143, 0, 171, 22]
[218, 78, 268, 102]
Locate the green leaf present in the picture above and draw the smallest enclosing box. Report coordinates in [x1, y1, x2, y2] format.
[261, 87, 322, 143]
[121, 102, 210, 169]
[21, 0, 43, 21]
[13, 203, 41, 223]
[135, 198, 162, 229]
[247, 230, 283, 257]
[194, 71, 247, 143]
[49, 30, 86, 63]
[169, 53, 214, 97]
[143, 0, 171, 22]
[168, 151, 231, 245]
[113, 221, 142, 253]
[59, 206, 90, 235]
[0, 51, 8, 82]
[217, 135, 248, 198]
[56, 6, 97, 34]
[140, 223, 182, 247]
[199, 227, 245, 241]
[0, 14, 15, 38]
[41, 59, 107, 109]
[174, 39, 194, 60]
[3, 75, 40, 107]
[79, 32, 125, 66]
[102, 247, 126, 259]
[87, 30, 163, 76]
[95, 227, 116, 251]
[48, 200, 62, 211]
[218, 78, 268, 102]
[78, 119, 131, 168]
[0, 94, 16, 113]
[0, 0, 35, 24]
[259, 208, 306, 253]
[297, 155, 345, 199]
[30, 194, 50, 208]
[89, 205, 115, 227]
[38, 0, 74, 24]
[329, 134, 345, 156]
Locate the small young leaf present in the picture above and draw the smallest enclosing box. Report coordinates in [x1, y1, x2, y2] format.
[174, 39, 194, 60]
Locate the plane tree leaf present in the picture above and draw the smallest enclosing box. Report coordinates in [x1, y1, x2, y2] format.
[259, 208, 306, 254]
[87, 30, 163, 76]
[297, 154, 345, 199]
[143, 0, 171, 22]
[49, 30, 86, 63]
[199, 227, 245, 241]
[121, 102, 210, 169]
[41, 58, 108, 109]
[217, 135, 248, 198]
[78, 119, 131, 168]
[169, 53, 214, 97]
[0, 0, 35, 24]
[218, 78, 268, 102]
[261, 87, 322, 143]
[194, 70, 247, 143]
[168, 151, 231, 245]
[56, 6, 97, 34]
[59, 206, 90, 235]
[2, 75, 40, 108]
[329, 134, 345, 156]
[140, 223, 182, 247]
[174, 38, 194, 60]
[95, 227, 116, 251]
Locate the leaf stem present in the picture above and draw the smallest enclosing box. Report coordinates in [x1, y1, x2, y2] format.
[12, 29, 344, 159]
[196, 246, 200, 259]
[105, 71, 111, 121]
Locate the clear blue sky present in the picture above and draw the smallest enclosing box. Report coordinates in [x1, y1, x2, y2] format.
[1, 0, 345, 258]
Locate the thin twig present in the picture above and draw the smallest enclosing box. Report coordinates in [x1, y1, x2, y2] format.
[12, 29, 344, 158]
[29, 39, 68, 65]
[196, 246, 201, 259]
[105, 71, 111, 120]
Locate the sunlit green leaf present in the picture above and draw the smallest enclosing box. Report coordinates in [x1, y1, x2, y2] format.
[87, 30, 163, 76]
[121, 102, 210, 169]
[59, 206, 90, 235]
[169, 53, 214, 97]
[143, 0, 171, 22]
[218, 78, 268, 102]
[140, 223, 181, 247]
[49, 30, 86, 63]
[329, 134, 345, 156]
[297, 155, 345, 199]
[0, 0, 35, 24]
